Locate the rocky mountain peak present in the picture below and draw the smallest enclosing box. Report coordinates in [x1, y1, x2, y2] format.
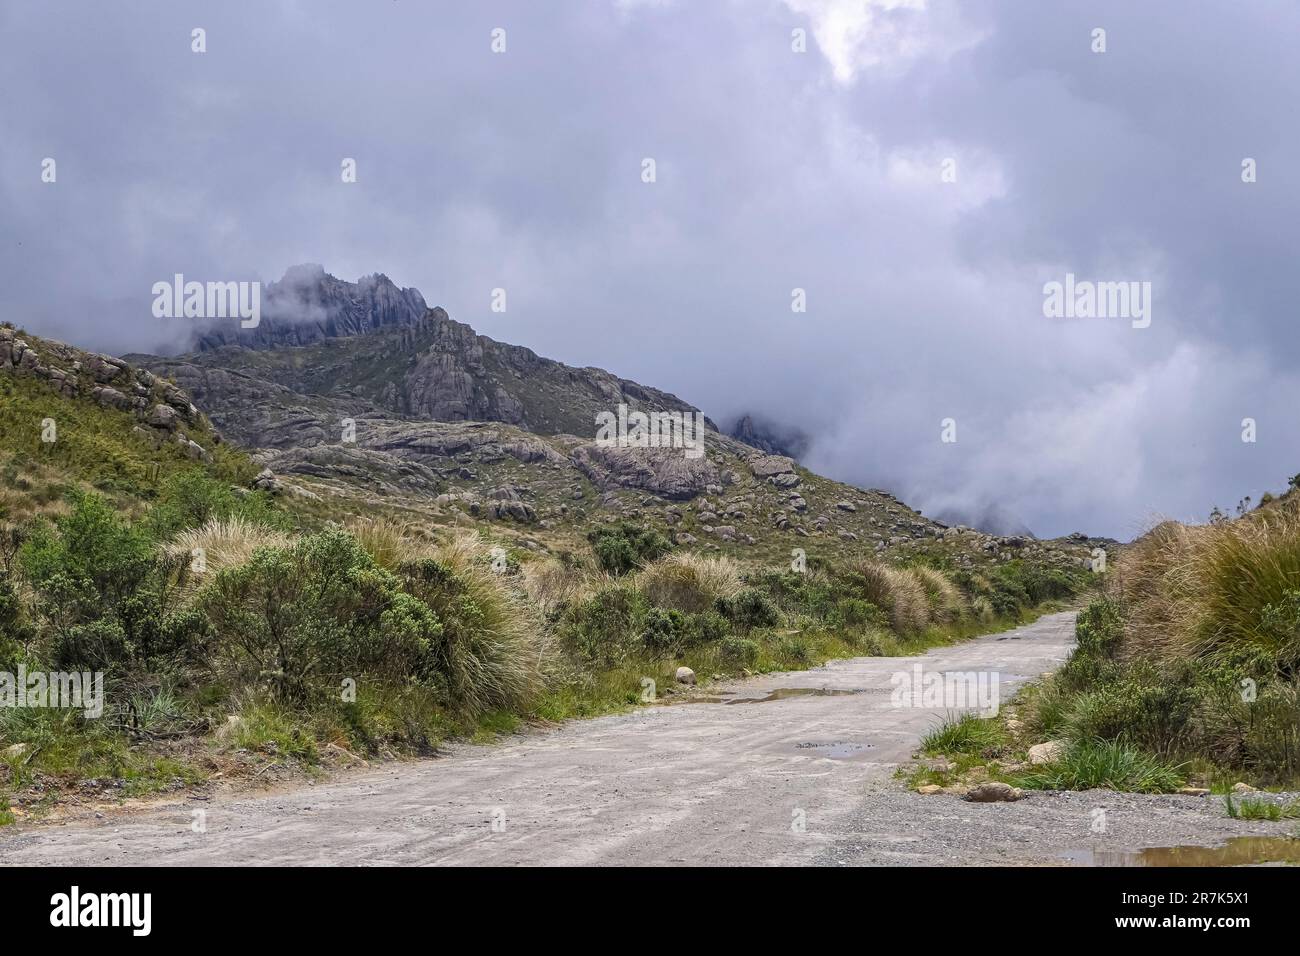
[726, 413, 810, 461]
[189, 265, 427, 352]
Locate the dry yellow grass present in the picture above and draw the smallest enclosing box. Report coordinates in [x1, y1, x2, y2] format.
[165, 516, 293, 595]
[1109, 519, 1204, 660]
[1112, 504, 1300, 668]
[853, 559, 932, 633]
[634, 552, 743, 614]
[912, 566, 966, 624]
[346, 515, 436, 569]
[521, 556, 605, 618]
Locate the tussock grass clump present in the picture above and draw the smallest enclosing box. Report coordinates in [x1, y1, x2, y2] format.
[398, 532, 547, 715]
[1112, 507, 1300, 673]
[921, 712, 1005, 756]
[1013, 739, 1186, 794]
[853, 560, 931, 633]
[851, 560, 968, 634]
[635, 552, 742, 614]
[913, 566, 965, 624]
[1018, 501, 1300, 787]
[521, 556, 603, 620]
[347, 516, 434, 570]
[165, 516, 293, 592]
[1190, 509, 1300, 672]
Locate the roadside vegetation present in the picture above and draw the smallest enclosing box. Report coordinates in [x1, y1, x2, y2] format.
[911, 483, 1300, 797]
[0, 470, 1092, 824]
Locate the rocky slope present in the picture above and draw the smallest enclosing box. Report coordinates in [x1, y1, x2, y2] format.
[1, 324, 218, 464]
[115, 267, 1103, 570]
[153, 268, 709, 441]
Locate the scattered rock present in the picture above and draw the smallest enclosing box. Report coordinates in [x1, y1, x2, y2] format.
[675, 667, 696, 686]
[749, 455, 796, 479]
[146, 403, 179, 429]
[1177, 787, 1211, 797]
[1231, 782, 1258, 794]
[90, 385, 132, 409]
[3, 743, 31, 760]
[1026, 740, 1065, 765]
[917, 785, 944, 795]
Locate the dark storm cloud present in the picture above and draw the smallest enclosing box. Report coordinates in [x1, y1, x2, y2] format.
[2, 0, 1297, 538]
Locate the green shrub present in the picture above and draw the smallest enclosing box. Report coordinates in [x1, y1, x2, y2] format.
[776, 634, 811, 665]
[719, 636, 759, 669]
[196, 530, 441, 702]
[562, 585, 648, 668]
[1065, 672, 1199, 756]
[745, 570, 839, 620]
[1018, 564, 1084, 604]
[988, 573, 1030, 617]
[716, 588, 780, 630]
[1057, 598, 1126, 693]
[1240, 679, 1300, 783]
[0, 574, 30, 658]
[828, 597, 887, 629]
[145, 471, 288, 538]
[587, 523, 673, 576]
[640, 607, 685, 656]
[682, 609, 729, 646]
[1075, 598, 1124, 658]
[18, 491, 197, 670]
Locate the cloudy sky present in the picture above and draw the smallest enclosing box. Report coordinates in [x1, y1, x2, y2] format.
[3, 0, 1298, 539]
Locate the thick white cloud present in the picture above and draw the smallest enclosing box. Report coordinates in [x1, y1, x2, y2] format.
[1, 0, 1297, 538]
[780, 0, 983, 81]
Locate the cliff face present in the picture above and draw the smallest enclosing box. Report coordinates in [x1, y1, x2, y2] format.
[189, 265, 428, 352]
[153, 266, 712, 442]
[726, 414, 810, 461]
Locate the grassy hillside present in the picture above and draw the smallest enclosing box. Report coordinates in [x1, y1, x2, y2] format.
[0, 326, 254, 523]
[914, 484, 1300, 798]
[0, 324, 1096, 824]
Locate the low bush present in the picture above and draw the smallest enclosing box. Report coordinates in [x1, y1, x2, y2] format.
[196, 530, 440, 702]
[719, 636, 760, 669]
[562, 585, 648, 669]
[715, 588, 780, 630]
[587, 523, 673, 575]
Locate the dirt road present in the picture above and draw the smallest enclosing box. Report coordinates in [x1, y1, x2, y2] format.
[0, 612, 1092, 865]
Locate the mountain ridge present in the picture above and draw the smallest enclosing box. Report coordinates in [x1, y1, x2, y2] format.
[5, 265, 1105, 575]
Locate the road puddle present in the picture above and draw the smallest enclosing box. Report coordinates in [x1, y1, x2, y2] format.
[1063, 836, 1300, 866]
[656, 687, 861, 706]
[794, 741, 874, 760]
[728, 687, 861, 704]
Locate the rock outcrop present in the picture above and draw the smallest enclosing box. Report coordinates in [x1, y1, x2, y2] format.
[1, 324, 213, 461]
